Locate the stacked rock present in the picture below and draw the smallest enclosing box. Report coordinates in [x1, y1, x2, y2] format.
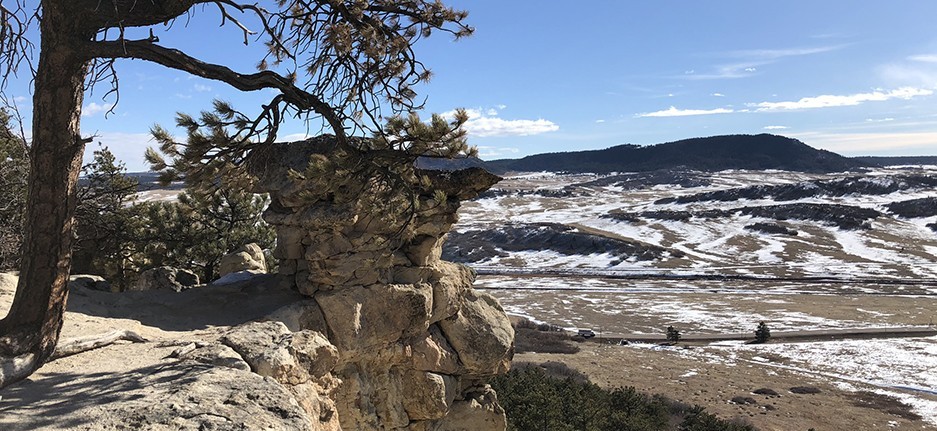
[247, 136, 514, 430]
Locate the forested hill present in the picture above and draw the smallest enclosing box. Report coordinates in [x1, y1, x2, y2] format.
[482, 134, 864, 174]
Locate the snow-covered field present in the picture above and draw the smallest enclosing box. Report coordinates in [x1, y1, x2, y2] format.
[459, 167, 937, 280]
[458, 166, 937, 425]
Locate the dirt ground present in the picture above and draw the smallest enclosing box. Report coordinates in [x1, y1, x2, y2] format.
[516, 342, 937, 431]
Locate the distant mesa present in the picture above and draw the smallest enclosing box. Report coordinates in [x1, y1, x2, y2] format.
[420, 134, 868, 174]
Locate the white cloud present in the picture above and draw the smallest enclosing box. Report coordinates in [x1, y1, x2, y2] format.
[465, 117, 559, 137]
[909, 54, 937, 63]
[194, 84, 212, 92]
[175, 93, 193, 100]
[865, 118, 895, 123]
[687, 45, 843, 81]
[496, 104, 507, 110]
[82, 102, 115, 117]
[486, 108, 498, 116]
[879, 61, 937, 88]
[442, 108, 559, 137]
[711, 93, 725, 97]
[636, 106, 734, 118]
[763, 125, 788, 130]
[476, 145, 520, 158]
[81, 132, 155, 171]
[753, 87, 933, 111]
[725, 46, 843, 59]
[595, 119, 606, 123]
[279, 132, 314, 141]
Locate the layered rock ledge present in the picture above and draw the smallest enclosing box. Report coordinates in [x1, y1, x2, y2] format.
[244, 137, 514, 430]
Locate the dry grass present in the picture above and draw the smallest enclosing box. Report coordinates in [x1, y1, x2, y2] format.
[851, 390, 922, 421]
[513, 318, 580, 354]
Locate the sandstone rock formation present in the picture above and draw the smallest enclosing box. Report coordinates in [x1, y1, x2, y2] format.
[218, 242, 268, 277]
[245, 136, 514, 430]
[129, 266, 200, 292]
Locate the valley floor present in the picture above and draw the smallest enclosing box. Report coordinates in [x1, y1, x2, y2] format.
[516, 341, 937, 431]
[464, 167, 937, 430]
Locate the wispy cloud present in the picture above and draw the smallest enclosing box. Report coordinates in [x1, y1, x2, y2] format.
[194, 84, 212, 92]
[686, 45, 843, 80]
[636, 106, 734, 118]
[711, 93, 725, 97]
[752, 87, 932, 111]
[683, 63, 760, 80]
[476, 146, 520, 158]
[724, 46, 843, 60]
[763, 125, 788, 130]
[82, 132, 154, 171]
[82, 102, 115, 117]
[880, 56, 937, 87]
[279, 132, 313, 142]
[908, 54, 937, 63]
[865, 117, 895, 123]
[442, 108, 559, 137]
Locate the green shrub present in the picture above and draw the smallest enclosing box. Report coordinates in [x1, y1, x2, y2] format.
[754, 322, 771, 344]
[0, 109, 27, 271]
[491, 363, 757, 431]
[666, 325, 682, 343]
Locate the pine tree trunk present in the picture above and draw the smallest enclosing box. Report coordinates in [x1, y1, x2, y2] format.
[0, 3, 89, 388]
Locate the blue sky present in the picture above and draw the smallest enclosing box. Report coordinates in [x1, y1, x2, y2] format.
[8, 1, 937, 170]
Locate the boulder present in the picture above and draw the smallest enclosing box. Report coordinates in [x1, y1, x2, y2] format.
[433, 386, 507, 431]
[401, 370, 458, 420]
[314, 283, 432, 355]
[219, 243, 267, 276]
[264, 299, 331, 335]
[408, 325, 462, 374]
[177, 343, 252, 371]
[222, 321, 312, 385]
[68, 274, 114, 292]
[439, 291, 514, 375]
[129, 266, 199, 292]
[79, 361, 319, 431]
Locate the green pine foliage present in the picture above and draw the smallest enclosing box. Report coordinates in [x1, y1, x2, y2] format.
[491, 364, 757, 431]
[0, 110, 27, 271]
[135, 187, 274, 282]
[67, 145, 274, 287]
[667, 326, 682, 343]
[73, 147, 142, 286]
[754, 322, 771, 344]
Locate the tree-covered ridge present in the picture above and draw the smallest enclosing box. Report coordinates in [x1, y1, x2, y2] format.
[484, 134, 864, 174]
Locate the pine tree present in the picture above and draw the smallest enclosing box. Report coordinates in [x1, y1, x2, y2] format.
[754, 321, 771, 344]
[135, 187, 274, 282]
[72, 147, 140, 286]
[0, 1, 472, 387]
[666, 326, 682, 343]
[0, 110, 27, 271]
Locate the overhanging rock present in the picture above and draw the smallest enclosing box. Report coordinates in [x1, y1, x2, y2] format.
[247, 136, 513, 430]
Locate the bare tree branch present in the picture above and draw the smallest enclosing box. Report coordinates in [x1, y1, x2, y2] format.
[82, 38, 347, 142]
[0, 0, 37, 89]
